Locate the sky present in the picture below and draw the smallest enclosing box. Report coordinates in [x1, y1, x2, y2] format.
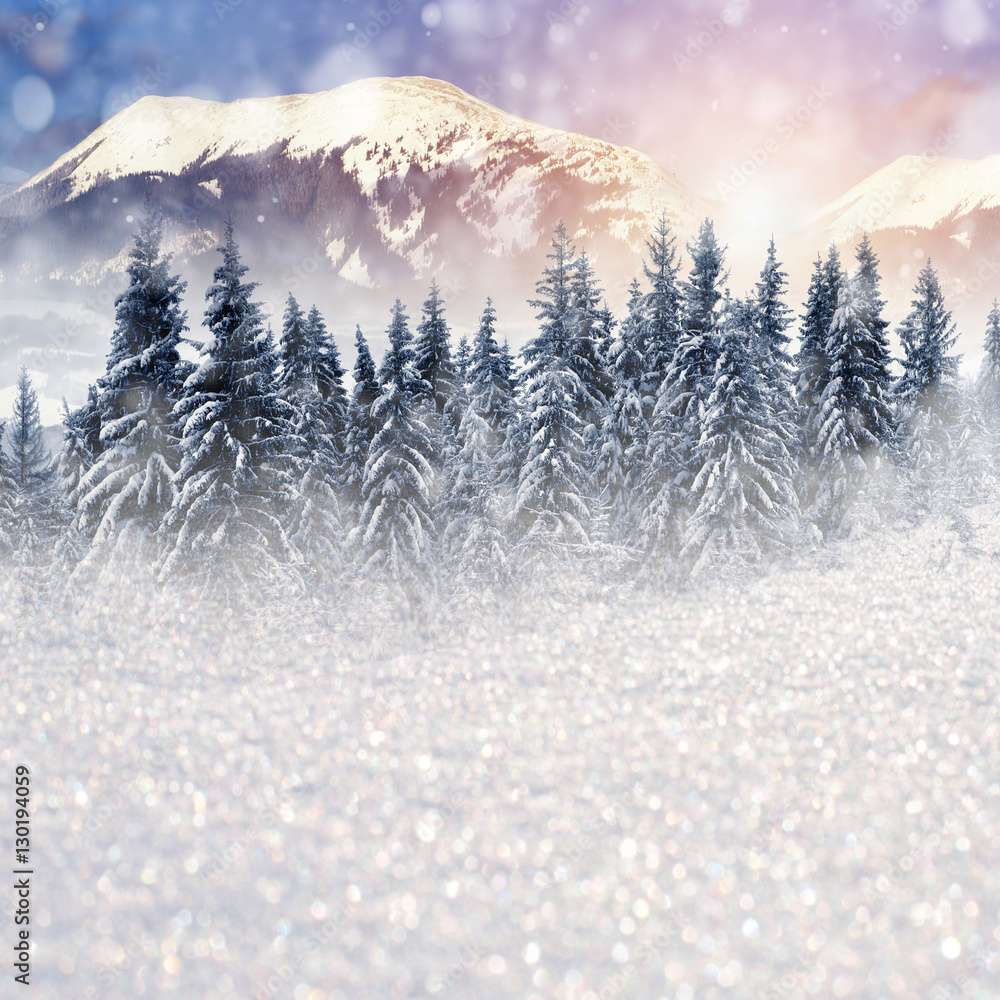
[2, 0, 999, 235]
[1, 0, 999, 422]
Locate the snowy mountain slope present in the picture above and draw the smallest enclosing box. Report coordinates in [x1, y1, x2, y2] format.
[0, 76, 708, 291]
[793, 151, 1000, 337]
[805, 153, 1000, 242]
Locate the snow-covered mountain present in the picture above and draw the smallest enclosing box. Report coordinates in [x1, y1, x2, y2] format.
[0, 76, 707, 294]
[800, 153, 1000, 326]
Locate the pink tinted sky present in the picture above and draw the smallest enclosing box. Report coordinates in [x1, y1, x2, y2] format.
[2, 0, 998, 240]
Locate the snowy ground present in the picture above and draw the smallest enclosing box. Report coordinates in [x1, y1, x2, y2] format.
[3, 510, 1000, 1000]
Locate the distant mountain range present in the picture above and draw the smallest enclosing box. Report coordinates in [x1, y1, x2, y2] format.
[1, 74, 998, 412]
[801, 152, 1000, 325]
[0, 76, 708, 295]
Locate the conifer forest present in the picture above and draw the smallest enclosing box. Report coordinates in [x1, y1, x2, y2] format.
[4, 200, 1000, 630]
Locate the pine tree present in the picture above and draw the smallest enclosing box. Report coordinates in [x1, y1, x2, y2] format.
[278, 294, 312, 402]
[74, 201, 187, 558]
[813, 278, 896, 532]
[639, 211, 683, 422]
[343, 325, 381, 514]
[657, 218, 729, 494]
[682, 300, 798, 574]
[351, 306, 436, 596]
[754, 238, 794, 375]
[455, 335, 472, 388]
[599, 278, 648, 542]
[310, 304, 349, 455]
[158, 220, 300, 601]
[513, 354, 592, 545]
[413, 279, 457, 444]
[278, 295, 345, 582]
[0, 421, 16, 553]
[795, 248, 842, 500]
[6, 366, 49, 488]
[513, 221, 595, 544]
[468, 297, 511, 448]
[438, 391, 509, 598]
[527, 219, 577, 361]
[379, 299, 424, 394]
[894, 259, 964, 480]
[977, 300, 1000, 461]
[58, 390, 101, 506]
[569, 250, 614, 437]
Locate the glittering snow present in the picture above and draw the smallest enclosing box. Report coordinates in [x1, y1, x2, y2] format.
[2, 510, 1000, 999]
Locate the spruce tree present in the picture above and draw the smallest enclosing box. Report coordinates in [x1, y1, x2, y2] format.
[0, 421, 16, 553]
[379, 299, 424, 394]
[682, 300, 798, 574]
[813, 278, 896, 532]
[526, 219, 577, 362]
[569, 249, 614, 436]
[343, 325, 381, 514]
[278, 295, 345, 582]
[468, 297, 511, 448]
[599, 278, 648, 542]
[413, 279, 457, 444]
[657, 217, 728, 495]
[977, 300, 1000, 457]
[639, 211, 683, 421]
[159, 221, 300, 601]
[58, 390, 101, 507]
[6, 366, 49, 488]
[514, 221, 594, 543]
[351, 304, 436, 595]
[753, 238, 799, 466]
[754, 237, 794, 376]
[513, 354, 592, 545]
[76, 202, 188, 560]
[795, 249, 838, 500]
[310, 304, 349, 455]
[894, 259, 964, 479]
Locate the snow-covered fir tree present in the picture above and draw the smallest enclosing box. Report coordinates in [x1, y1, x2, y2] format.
[753, 238, 799, 472]
[310, 304, 349, 457]
[158, 221, 300, 602]
[654, 217, 729, 503]
[976, 300, 1000, 451]
[568, 249, 614, 442]
[468, 297, 512, 451]
[278, 295, 345, 583]
[6, 366, 49, 489]
[813, 278, 896, 533]
[57, 391, 101, 507]
[509, 226, 598, 546]
[4, 367, 54, 603]
[894, 260, 961, 441]
[455, 335, 472, 388]
[682, 299, 798, 575]
[513, 352, 592, 546]
[379, 299, 424, 394]
[893, 260, 971, 494]
[599, 278, 648, 543]
[437, 338, 510, 598]
[754, 238, 794, 381]
[0, 420, 16, 553]
[413, 280, 457, 446]
[639, 211, 683, 420]
[74, 202, 187, 561]
[343, 325, 381, 514]
[350, 301, 436, 597]
[794, 247, 842, 502]
[526, 219, 577, 362]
